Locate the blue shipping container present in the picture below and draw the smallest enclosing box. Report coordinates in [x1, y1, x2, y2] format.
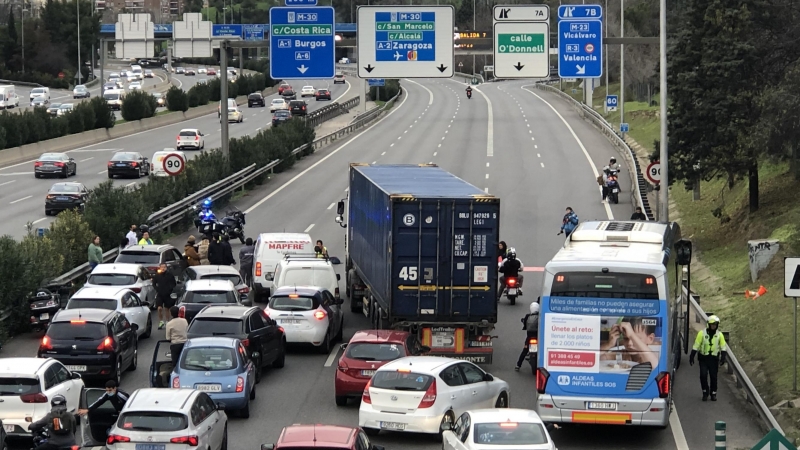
[347, 164, 500, 324]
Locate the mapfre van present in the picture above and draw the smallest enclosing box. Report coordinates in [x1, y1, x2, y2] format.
[252, 233, 313, 301]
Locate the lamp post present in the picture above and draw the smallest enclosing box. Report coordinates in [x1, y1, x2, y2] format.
[472, 0, 475, 75]
[21, 5, 26, 73]
[77, 0, 83, 85]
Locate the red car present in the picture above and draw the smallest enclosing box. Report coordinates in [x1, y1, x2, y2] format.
[278, 83, 292, 95]
[261, 424, 384, 450]
[207, 68, 217, 75]
[334, 330, 429, 406]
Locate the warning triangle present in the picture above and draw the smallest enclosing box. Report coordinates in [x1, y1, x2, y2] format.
[751, 429, 797, 450]
[791, 265, 800, 291]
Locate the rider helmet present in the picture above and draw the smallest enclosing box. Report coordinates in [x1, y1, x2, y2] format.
[508, 248, 517, 259]
[529, 302, 539, 314]
[610, 157, 616, 165]
[50, 394, 67, 409]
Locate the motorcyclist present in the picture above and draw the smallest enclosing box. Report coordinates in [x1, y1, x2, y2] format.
[28, 394, 76, 450]
[78, 380, 130, 435]
[515, 300, 540, 371]
[498, 248, 524, 300]
[603, 157, 621, 174]
[466, 86, 473, 98]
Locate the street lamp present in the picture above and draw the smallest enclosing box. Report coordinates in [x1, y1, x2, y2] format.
[77, 0, 83, 85]
[21, 5, 27, 73]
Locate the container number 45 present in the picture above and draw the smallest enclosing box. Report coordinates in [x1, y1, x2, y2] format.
[399, 266, 418, 281]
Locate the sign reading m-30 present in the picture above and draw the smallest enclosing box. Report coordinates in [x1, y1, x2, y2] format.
[492, 5, 550, 78]
[357, 5, 454, 78]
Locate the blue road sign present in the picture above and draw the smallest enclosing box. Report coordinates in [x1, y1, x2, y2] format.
[558, 19, 602, 78]
[213, 24, 244, 37]
[558, 4, 602, 19]
[606, 94, 618, 111]
[270, 6, 335, 80]
[621, 123, 629, 133]
[243, 24, 266, 41]
[286, 0, 317, 5]
[368, 79, 385, 86]
[375, 11, 436, 63]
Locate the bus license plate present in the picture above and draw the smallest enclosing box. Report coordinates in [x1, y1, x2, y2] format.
[529, 343, 538, 353]
[379, 422, 406, 430]
[587, 402, 617, 410]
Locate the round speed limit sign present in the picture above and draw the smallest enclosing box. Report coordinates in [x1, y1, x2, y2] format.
[163, 153, 186, 176]
[646, 162, 661, 184]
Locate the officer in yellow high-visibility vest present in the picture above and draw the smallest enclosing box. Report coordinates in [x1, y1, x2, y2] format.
[689, 315, 727, 401]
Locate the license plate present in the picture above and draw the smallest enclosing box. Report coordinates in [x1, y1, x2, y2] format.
[196, 384, 222, 392]
[361, 370, 375, 376]
[39, 313, 49, 320]
[56, 197, 68, 201]
[507, 288, 517, 295]
[587, 402, 617, 410]
[612, 188, 619, 193]
[3, 424, 14, 433]
[281, 319, 301, 324]
[379, 422, 406, 430]
[432, 334, 455, 348]
[67, 365, 86, 372]
[529, 343, 538, 353]
[136, 444, 165, 450]
[116, 164, 126, 167]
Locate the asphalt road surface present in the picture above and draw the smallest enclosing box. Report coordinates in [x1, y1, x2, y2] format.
[2, 78, 763, 450]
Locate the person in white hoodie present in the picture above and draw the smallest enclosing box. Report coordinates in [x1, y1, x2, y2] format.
[125, 224, 137, 247]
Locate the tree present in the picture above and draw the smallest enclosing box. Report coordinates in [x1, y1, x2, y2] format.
[41, 0, 101, 73]
[47, 209, 96, 271]
[3, 9, 18, 71]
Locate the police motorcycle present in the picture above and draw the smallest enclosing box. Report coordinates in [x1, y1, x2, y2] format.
[193, 198, 247, 243]
[606, 169, 620, 204]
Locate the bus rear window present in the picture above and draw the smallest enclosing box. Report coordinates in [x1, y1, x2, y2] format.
[551, 272, 659, 299]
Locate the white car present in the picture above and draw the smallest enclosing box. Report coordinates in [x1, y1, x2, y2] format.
[83, 263, 156, 307]
[300, 86, 315, 97]
[128, 81, 142, 91]
[0, 358, 84, 437]
[228, 107, 243, 123]
[443, 409, 556, 450]
[65, 286, 153, 338]
[264, 285, 344, 353]
[127, 73, 138, 82]
[108, 72, 120, 79]
[273, 254, 341, 299]
[197, 67, 207, 74]
[93, 388, 228, 450]
[177, 128, 205, 150]
[359, 357, 510, 436]
[270, 98, 288, 112]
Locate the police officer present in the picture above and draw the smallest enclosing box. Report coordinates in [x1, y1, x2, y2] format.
[689, 315, 728, 401]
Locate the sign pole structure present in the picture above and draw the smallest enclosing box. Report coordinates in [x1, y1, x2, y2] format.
[620, 0, 625, 140]
[659, 0, 669, 222]
[220, 41, 229, 164]
[785, 257, 800, 392]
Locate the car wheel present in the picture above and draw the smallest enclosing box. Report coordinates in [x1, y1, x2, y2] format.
[44, 209, 50, 216]
[495, 392, 509, 408]
[239, 400, 250, 418]
[113, 359, 122, 385]
[272, 340, 286, 369]
[335, 395, 347, 407]
[439, 411, 455, 435]
[60, 168, 67, 179]
[128, 342, 138, 371]
[108, 172, 113, 179]
[249, 384, 256, 400]
[220, 427, 228, 450]
[335, 317, 343, 342]
[72, 167, 77, 176]
[143, 314, 152, 338]
[318, 331, 331, 354]
[364, 428, 379, 437]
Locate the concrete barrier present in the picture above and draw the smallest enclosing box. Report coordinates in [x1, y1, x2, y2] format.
[0, 85, 277, 168]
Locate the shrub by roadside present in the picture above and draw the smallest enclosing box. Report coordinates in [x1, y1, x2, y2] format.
[0, 69, 71, 89]
[369, 79, 400, 102]
[121, 90, 158, 121]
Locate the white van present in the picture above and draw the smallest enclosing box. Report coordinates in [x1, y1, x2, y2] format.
[273, 255, 341, 299]
[0, 85, 19, 109]
[103, 89, 124, 110]
[151, 149, 187, 177]
[252, 233, 313, 301]
[130, 65, 144, 81]
[217, 98, 237, 117]
[29, 87, 50, 103]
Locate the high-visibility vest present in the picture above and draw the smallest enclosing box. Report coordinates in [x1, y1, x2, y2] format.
[693, 329, 727, 356]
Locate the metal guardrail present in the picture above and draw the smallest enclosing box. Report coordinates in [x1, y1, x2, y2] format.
[532, 83, 654, 221]
[305, 96, 360, 128]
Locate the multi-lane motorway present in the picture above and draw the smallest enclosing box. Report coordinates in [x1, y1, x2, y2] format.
[2, 78, 764, 450]
[0, 78, 354, 239]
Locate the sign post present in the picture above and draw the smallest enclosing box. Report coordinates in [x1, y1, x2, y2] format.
[557, 5, 603, 79]
[492, 5, 550, 79]
[269, 6, 335, 80]
[785, 257, 800, 393]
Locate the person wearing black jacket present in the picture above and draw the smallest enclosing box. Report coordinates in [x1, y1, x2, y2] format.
[78, 380, 129, 435]
[29, 395, 76, 450]
[630, 206, 647, 220]
[220, 235, 235, 266]
[153, 263, 177, 330]
[208, 233, 225, 265]
[515, 300, 540, 371]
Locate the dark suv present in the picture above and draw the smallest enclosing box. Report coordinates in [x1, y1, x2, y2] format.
[248, 93, 265, 107]
[289, 100, 307, 116]
[38, 308, 138, 385]
[282, 89, 297, 101]
[115, 244, 187, 278]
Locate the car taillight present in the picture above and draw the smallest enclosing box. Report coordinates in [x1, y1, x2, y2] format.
[107, 435, 131, 445]
[170, 436, 199, 446]
[172, 377, 180, 388]
[241, 339, 249, 347]
[147, 266, 159, 272]
[656, 371, 670, 398]
[238, 286, 250, 294]
[34, 161, 42, 167]
[195, 136, 199, 141]
[179, 306, 186, 318]
[97, 336, 114, 352]
[536, 368, 550, 394]
[255, 262, 262, 277]
[302, 106, 306, 110]
[107, 162, 113, 167]
[20, 393, 48, 403]
[507, 278, 517, 286]
[129, 286, 142, 293]
[131, 162, 138, 167]
[39, 336, 52, 351]
[314, 310, 326, 320]
[235, 376, 244, 393]
[418, 380, 437, 408]
[53, 162, 64, 167]
[338, 359, 348, 373]
[362, 379, 372, 404]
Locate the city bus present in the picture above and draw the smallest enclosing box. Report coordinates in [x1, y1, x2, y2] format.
[534, 220, 681, 428]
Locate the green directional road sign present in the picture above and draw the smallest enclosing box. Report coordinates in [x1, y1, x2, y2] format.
[751, 429, 797, 450]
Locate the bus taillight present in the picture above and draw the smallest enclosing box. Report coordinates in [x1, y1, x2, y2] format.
[656, 371, 670, 398]
[536, 368, 550, 394]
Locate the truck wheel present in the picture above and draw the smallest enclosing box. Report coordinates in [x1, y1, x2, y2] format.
[350, 297, 360, 313]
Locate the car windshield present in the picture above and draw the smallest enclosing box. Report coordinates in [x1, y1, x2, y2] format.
[116, 251, 160, 264]
[345, 342, 406, 361]
[180, 347, 237, 371]
[371, 371, 433, 391]
[50, 184, 80, 193]
[47, 322, 107, 340]
[60, 104, 73, 109]
[184, 291, 237, 304]
[112, 153, 137, 161]
[272, 100, 283, 104]
[275, 111, 290, 117]
[303, 86, 313, 90]
[103, 93, 119, 100]
[282, 268, 332, 287]
[40, 154, 64, 161]
[32, 88, 46, 94]
[249, 94, 262, 98]
[75, 86, 86, 91]
[188, 318, 243, 336]
[472, 423, 548, 445]
[118, 412, 188, 432]
[50, 103, 61, 108]
[0, 378, 40, 396]
[179, 131, 197, 137]
[200, 274, 242, 285]
[66, 298, 117, 310]
[87, 273, 137, 286]
[318, 90, 329, 94]
[269, 295, 318, 311]
[153, 93, 162, 98]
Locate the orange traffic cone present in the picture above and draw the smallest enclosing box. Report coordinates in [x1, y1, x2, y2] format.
[745, 285, 768, 299]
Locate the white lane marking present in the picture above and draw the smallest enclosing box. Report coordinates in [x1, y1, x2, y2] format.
[522, 86, 613, 220]
[372, 161, 377, 164]
[245, 83, 410, 214]
[256, 127, 261, 132]
[30, 217, 47, 225]
[535, 145, 538, 149]
[0, 180, 16, 186]
[125, 182, 136, 187]
[441, 136, 445, 140]
[437, 143, 441, 148]
[304, 223, 315, 233]
[80, 157, 94, 162]
[0, 172, 31, 176]
[327, 202, 335, 210]
[324, 345, 340, 367]
[404, 130, 408, 133]
[537, 153, 541, 158]
[433, 152, 437, 156]
[445, 130, 448, 134]
[409, 125, 413, 128]
[381, 152, 386, 156]
[10, 195, 32, 204]
[670, 405, 690, 450]
[334, 80, 353, 102]
[403, 79, 433, 105]
[484, 187, 489, 193]
[540, 162, 545, 168]
[485, 174, 489, 179]
[486, 162, 490, 167]
[390, 143, 394, 147]
[97, 170, 106, 174]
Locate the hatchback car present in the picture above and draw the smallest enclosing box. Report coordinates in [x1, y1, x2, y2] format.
[175, 265, 250, 302]
[31, 97, 48, 107]
[265, 286, 344, 354]
[316, 89, 332, 101]
[107, 152, 150, 178]
[144, 69, 154, 78]
[38, 308, 139, 385]
[334, 72, 346, 84]
[272, 110, 292, 127]
[358, 356, 510, 436]
[186, 69, 196, 76]
[170, 337, 256, 417]
[176, 128, 205, 150]
[335, 330, 429, 406]
[84, 263, 156, 306]
[300, 86, 315, 97]
[96, 388, 228, 450]
[153, 91, 165, 107]
[45, 182, 88, 216]
[270, 98, 288, 112]
[207, 68, 217, 76]
[73, 85, 90, 98]
[281, 89, 297, 100]
[262, 425, 385, 450]
[35, 152, 76, 178]
[442, 408, 556, 450]
[0, 358, 84, 437]
[289, 100, 307, 116]
[176, 67, 186, 74]
[47, 103, 62, 115]
[177, 279, 243, 323]
[128, 81, 143, 91]
[278, 83, 291, 95]
[115, 244, 187, 278]
[65, 286, 153, 338]
[197, 67, 207, 74]
[248, 93, 265, 107]
[228, 107, 243, 123]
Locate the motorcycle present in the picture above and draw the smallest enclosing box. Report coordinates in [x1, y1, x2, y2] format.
[29, 284, 67, 332]
[193, 206, 247, 244]
[219, 207, 246, 244]
[31, 427, 81, 450]
[502, 276, 520, 305]
[606, 170, 620, 204]
[525, 337, 539, 375]
[466, 89, 472, 99]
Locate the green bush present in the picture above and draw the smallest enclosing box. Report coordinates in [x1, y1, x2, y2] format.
[121, 90, 158, 121]
[166, 85, 189, 112]
[369, 79, 401, 101]
[46, 209, 96, 270]
[191, 83, 211, 105]
[88, 96, 116, 129]
[0, 69, 70, 89]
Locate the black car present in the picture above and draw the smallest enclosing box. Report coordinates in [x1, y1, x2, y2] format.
[108, 152, 150, 179]
[38, 308, 139, 385]
[282, 89, 297, 100]
[186, 305, 286, 379]
[45, 182, 88, 216]
[248, 93, 265, 107]
[315, 89, 331, 101]
[289, 100, 307, 116]
[272, 110, 292, 127]
[35, 152, 77, 178]
[175, 265, 251, 302]
[176, 279, 245, 323]
[47, 103, 62, 116]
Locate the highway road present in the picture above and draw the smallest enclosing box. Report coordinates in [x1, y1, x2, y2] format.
[1, 78, 764, 450]
[0, 78, 355, 239]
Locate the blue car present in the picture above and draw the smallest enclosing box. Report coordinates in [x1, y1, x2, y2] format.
[169, 337, 256, 418]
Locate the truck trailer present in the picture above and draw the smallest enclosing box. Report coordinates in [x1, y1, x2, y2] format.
[335, 164, 500, 363]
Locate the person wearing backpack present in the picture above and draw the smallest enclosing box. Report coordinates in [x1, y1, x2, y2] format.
[515, 300, 540, 371]
[28, 394, 76, 450]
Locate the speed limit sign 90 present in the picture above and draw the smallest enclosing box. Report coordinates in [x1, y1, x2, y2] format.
[646, 162, 661, 184]
[163, 153, 186, 176]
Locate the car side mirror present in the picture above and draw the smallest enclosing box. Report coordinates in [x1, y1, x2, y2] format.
[261, 445, 275, 450]
[336, 201, 344, 215]
[483, 373, 494, 382]
[170, 293, 178, 300]
[330, 257, 341, 265]
[335, 298, 344, 305]
[340, 343, 348, 350]
[215, 401, 226, 410]
[440, 422, 453, 431]
[251, 352, 259, 359]
[71, 372, 82, 379]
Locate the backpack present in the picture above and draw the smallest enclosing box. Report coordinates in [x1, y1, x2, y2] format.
[525, 313, 539, 332]
[50, 412, 71, 435]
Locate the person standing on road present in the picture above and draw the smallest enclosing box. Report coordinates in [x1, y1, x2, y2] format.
[630, 207, 647, 220]
[221, 235, 235, 266]
[125, 225, 138, 247]
[166, 305, 188, 367]
[184, 236, 200, 267]
[314, 240, 329, 259]
[153, 263, 177, 330]
[88, 236, 102, 269]
[198, 234, 211, 265]
[138, 231, 154, 245]
[689, 315, 728, 401]
[208, 233, 225, 265]
[239, 238, 255, 285]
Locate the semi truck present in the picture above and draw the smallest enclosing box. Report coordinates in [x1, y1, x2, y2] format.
[334, 164, 500, 363]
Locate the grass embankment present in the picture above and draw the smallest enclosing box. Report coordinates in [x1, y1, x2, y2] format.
[559, 81, 800, 437]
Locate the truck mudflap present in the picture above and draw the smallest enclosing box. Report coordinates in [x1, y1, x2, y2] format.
[420, 326, 494, 364]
